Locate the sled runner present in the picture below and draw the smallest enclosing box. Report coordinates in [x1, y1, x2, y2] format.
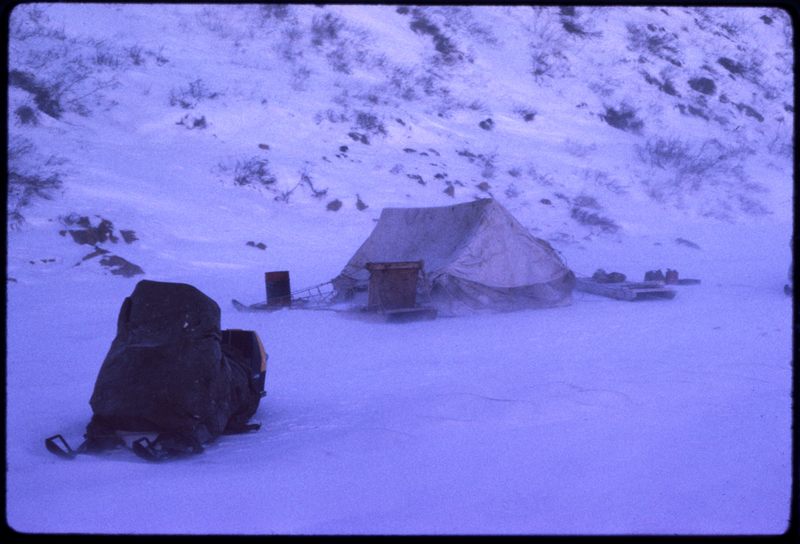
[232, 299, 272, 312]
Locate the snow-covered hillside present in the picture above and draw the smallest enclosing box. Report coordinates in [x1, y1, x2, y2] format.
[6, 4, 794, 535]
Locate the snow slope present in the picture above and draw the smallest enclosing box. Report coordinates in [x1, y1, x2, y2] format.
[6, 4, 794, 535]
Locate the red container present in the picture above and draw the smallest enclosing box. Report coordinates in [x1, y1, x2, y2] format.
[265, 271, 291, 307]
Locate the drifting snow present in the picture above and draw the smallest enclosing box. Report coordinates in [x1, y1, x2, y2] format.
[6, 4, 793, 535]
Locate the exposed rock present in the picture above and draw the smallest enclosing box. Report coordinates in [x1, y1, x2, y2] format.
[735, 102, 764, 122]
[688, 76, 716, 95]
[81, 246, 110, 261]
[59, 214, 130, 246]
[407, 174, 425, 185]
[675, 237, 701, 249]
[120, 230, 138, 243]
[99, 255, 144, 277]
[347, 132, 369, 145]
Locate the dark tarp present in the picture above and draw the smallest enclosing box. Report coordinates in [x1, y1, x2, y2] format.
[88, 280, 263, 447]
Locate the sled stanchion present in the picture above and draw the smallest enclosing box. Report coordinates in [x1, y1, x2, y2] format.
[45, 434, 78, 460]
[132, 437, 169, 462]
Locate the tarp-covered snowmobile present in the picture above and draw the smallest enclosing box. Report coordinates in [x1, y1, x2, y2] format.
[46, 280, 267, 461]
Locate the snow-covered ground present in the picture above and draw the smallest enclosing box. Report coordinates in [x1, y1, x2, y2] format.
[6, 4, 793, 535]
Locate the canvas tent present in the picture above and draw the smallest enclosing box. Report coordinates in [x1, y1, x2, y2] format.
[331, 199, 575, 315]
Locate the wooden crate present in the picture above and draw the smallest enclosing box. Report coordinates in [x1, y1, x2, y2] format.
[365, 261, 423, 310]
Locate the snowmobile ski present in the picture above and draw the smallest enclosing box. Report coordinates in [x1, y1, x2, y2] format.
[44, 431, 200, 462]
[45, 434, 80, 460]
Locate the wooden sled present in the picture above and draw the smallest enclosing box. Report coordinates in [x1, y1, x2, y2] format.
[576, 278, 677, 301]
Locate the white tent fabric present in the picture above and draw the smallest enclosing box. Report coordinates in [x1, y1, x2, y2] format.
[332, 199, 575, 314]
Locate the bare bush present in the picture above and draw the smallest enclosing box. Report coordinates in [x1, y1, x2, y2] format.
[275, 20, 305, 62]
[716, 51, 765, 87]
[408, 8, 463, 65]
[524, 8, 572, 83]
[515, 107, 537, 122]
[570, 206, 619, 233]
[9, 5, 143, 118]
[226, 157, 277, 188]
[311, 13, 345, 47]
[258, 4, 291, 21]
[457, 149, 497, 178]
[14, 104, 39, 125]
[169, 79, 219, 109]
[636, 136, 766, 214]
[8, 137, 65, 228]
[428, 6, 497, 46]
[526, 165, 555, 186]
[127, 45, 146, 66]
[354, 111, 387, 136]
[626, 22, 682, 66]
[176, 114, 207, 129]
[307, 11, 374, 75]
[9, 69, 64, 118]
[275, 167, 328, 203]
[573, 195, 601, 209]
[602, 103, 644, 134]
[582, 169, 629, 195]
[637, 137, 727, 175]
[9, 4, 66, 41]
